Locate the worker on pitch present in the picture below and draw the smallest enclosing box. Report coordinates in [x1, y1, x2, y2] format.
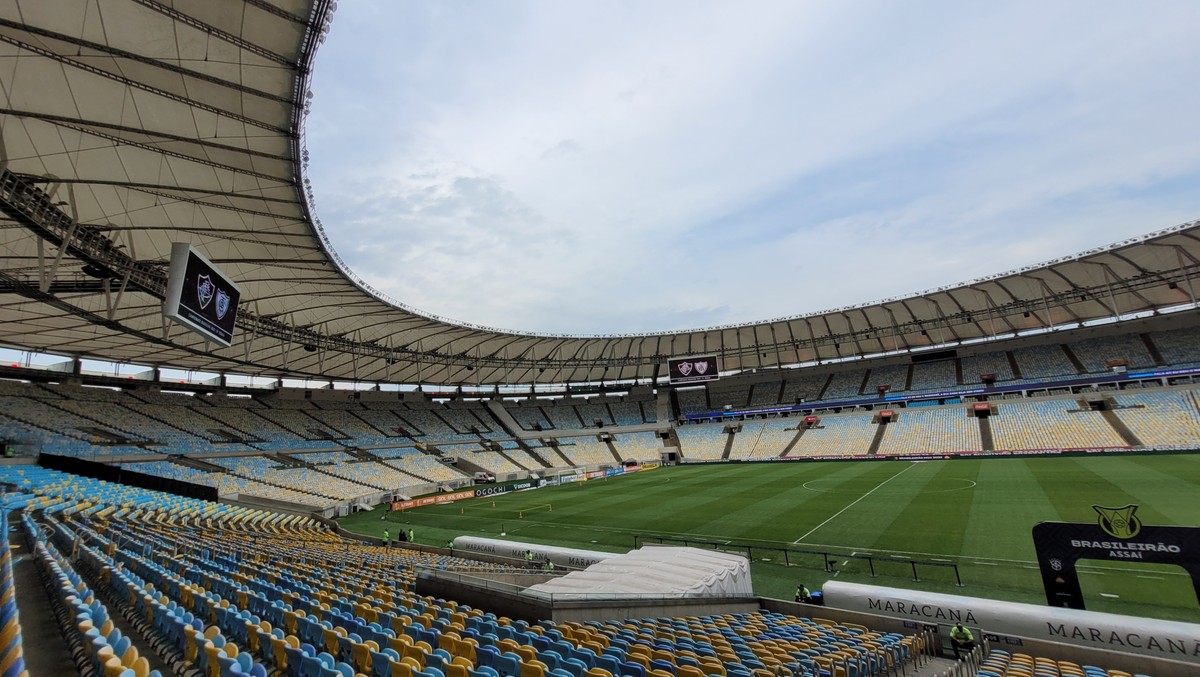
[794, 583, 811, 603]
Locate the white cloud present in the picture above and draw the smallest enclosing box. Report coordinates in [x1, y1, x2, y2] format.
[305, 1, 1200, 334]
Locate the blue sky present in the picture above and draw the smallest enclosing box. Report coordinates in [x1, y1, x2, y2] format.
[303, 1, 1200, 335]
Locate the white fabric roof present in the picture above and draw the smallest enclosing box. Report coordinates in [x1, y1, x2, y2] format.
[524, 546, 753, 600]
[0, 1, 1198, 386]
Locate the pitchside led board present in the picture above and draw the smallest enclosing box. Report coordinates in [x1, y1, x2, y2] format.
[667, 355, 720, 385]
[162, 243, 241, 347]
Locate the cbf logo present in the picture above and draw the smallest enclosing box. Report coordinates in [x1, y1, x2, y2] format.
[1094, 504, 1141, 539]
[196, 274, 215, 310]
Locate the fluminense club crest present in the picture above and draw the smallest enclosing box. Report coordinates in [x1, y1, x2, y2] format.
[196, 274, 215, 309]
[677, 362, 693, 376]
[1094, 504, 1141, 539]
[215, 289, 231, 320]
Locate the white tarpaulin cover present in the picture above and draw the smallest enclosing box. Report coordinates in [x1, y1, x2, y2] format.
[452, 536, 618, 568]
[524, 546, 753, 600]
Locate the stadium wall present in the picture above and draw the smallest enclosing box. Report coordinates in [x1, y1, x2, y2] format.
[822, 580, 1200, 665]
[760, 596, 1199, 677]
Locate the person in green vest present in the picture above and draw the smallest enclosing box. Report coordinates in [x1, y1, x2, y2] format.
[950, 623, 975, 660]
[383, 528, 389, 547]
[407, 529, 414, 543]
[524, 549, 535, 568]
[3, 444, 13, 458]
[544, 559, 555, 572]
[794, 583, 811, 603]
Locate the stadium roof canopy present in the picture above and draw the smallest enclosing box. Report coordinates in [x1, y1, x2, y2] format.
[1, 0, 1199, 387]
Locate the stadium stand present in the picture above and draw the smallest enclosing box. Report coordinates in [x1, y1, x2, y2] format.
[574, 401, 615, 428]
[727, 422, 768, 460]
[749, 381, 783, 406]
[543, 402, 586, 430]
[867, 364, 910, 394]
[319, 459, 419, 491]
[442, 405, 504, 438]
[1069, 334, 1156, 373]
[1011, 345, 1078, 380]
[727, 420, 797, 460]
[609, 400, 646, 426]
[1113, 389, 1200, 447]
[975, 648, 1147, 677]
[0, 510, 26, 677]
[398, 407, 479, 442]
[990, 400, 1127, 451]
[710, 385, 752, 410]
[383, 453, 472, 484]
[505, 402, 554, 431]
[675, 424, 729, 461]
[555, 436, 619, 467]
[299, 407, 396, 446]
[786, 413, 878, 457]
[780, 373, 830, 404]
[206, 456, 375, 503]
[875, 407, 981, 456]
[356, 404, 419, 438]
[370, 447, 423, 460]
[909, 360, 957, 392]
[500, 446, 546, 470]
[612, 431, 663, 462]
[677, 389, 709, 417]
[198, 397, 331, 451]
[0, 392, 153, 458]
[1148, 327, 1200, 367]
[0, 463, 936, 677]
[822, 370, 867, 400]
[959, 351, 1014, 384]
[641, 399, 658, 424]
[467, 451, 527, 475]
[119, 460, 225, 488]
[292, 451, 357, 465]
[526, 442, 571, 468]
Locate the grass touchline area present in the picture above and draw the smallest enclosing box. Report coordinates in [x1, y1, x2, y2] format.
[337, 454, 1200, 622]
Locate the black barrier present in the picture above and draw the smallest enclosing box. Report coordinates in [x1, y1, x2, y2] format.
[37, 453, 219, 502]
[634, 534, 962, 585]
[1032, 505, 1200, 609]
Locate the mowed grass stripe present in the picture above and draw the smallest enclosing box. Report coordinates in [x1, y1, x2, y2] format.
[960, 459, 1059, 561]
[1029, 457, 1151, 525]
[789, 461, 920, 544]
[1087, 456, 1200, 526]
[869, 461, 977, 561]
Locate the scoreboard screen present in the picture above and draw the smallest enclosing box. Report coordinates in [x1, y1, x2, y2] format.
[162, 243, 241, 347]
[667, 355, 720, 384]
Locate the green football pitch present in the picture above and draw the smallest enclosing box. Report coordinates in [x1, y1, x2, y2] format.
[338, 454, 1200, 622]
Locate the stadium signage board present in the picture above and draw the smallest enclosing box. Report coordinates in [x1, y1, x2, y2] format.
[1032, 506, 1200, 612]
[823, 580, 1200, 663]
[163, 243, 241, 347]
[667, 355, 720, 384]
